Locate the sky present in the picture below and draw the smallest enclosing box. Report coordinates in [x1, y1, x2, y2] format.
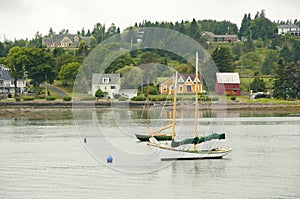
[0, 0, 299, 40]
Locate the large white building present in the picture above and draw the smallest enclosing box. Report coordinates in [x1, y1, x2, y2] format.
[277, 24, 300, 36]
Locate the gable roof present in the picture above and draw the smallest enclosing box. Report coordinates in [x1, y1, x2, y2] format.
[161, 73, 202, 85]
[92, 73, 120, 85]
[277, 24, 299, 29]
[0, 65, 14, 80]
[216, 73, 240, 84]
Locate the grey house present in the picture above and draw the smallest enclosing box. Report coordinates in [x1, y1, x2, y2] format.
[0, 65, 26, 94]
[42, 34, 91, 48]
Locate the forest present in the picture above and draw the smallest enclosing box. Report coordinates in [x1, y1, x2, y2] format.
[1, 10, 300, 100]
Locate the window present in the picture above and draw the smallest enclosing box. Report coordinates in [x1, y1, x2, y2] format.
[111, 86, 116, 89]
[102, 77, 110, 83]
[179, 86, 183, 92]
[186, 85, 192, 92]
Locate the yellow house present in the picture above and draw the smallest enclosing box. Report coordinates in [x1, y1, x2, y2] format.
[159, 74, 202, 94]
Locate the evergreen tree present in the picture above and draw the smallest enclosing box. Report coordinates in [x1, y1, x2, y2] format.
[280, 45, 293, 63]
[211, 46, 235, 72]
[261, 51, 278, 75]
[250, 73, 266, 92]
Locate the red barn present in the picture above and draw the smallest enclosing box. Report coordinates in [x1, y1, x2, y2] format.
[215, 73, 241, 96]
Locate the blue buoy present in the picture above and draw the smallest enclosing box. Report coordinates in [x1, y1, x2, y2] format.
[106, 155, 113, 163]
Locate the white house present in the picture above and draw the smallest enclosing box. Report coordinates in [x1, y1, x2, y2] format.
[0, 65, 26, 94]
[92, 73, 121, 99]
[92, 73, 138, 99]
[277, 24, 300, 36]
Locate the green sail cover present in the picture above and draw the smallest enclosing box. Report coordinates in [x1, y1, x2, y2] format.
[171, 133, 225, 147]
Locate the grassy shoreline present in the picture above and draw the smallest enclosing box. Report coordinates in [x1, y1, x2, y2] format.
[0, 99, 300, 110]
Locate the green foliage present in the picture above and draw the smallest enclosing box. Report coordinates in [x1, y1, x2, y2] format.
[131, 95, 146, 101]
[261, 51, 279, 75]
[212, 46, 235, 72]
[231, 96, 236, 101]
[273, 59, 300, 99]
[118, 96, 128, 101]
[113, 93, 121, 99]
[15, 97, 21, 101]
[250, 74, 266, 93]
[63, 96, 72, 101]
[58, 62, 81, 86]
[95, 89, 104, 98]
[6, 46, 27, 97]
[46, 96, 56, 101]
[23, 96, 34, 101]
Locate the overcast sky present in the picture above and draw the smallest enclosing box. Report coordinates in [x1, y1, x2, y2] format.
[0, 0, 299, 40]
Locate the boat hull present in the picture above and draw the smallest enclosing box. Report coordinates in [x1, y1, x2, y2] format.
[135, 134, 173, 142]
[148, 143, 232, 161]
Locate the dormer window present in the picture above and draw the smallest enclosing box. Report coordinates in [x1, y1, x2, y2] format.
[102, 77, 110, 83]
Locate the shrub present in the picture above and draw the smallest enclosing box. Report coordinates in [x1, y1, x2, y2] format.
[63, 96, 72, 101]
[46, 96, 56, 101]
[231, 96, 236, 101]
[15, 97, 21, 102]
[118, 96, 128, 101]
[211, 96, 219, 101]
[81, 96, 96, 101]
[131, 95, 146, 101]
[23, 96, 34, 101]
[114, 93, 121, 99]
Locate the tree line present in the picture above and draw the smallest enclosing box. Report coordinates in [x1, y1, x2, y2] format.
[0, 10, 300, 99]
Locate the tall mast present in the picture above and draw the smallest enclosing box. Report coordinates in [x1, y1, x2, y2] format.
[146, 79, 150, 134]
[193, 52, 199, 151]
[171, 72, 178, 140]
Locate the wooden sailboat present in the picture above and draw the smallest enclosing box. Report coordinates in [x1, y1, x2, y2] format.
[135, 81, 173, 142]
[148, 52, 232, 160]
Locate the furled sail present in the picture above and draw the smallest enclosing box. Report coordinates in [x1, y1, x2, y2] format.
[171, 133, 225, 147]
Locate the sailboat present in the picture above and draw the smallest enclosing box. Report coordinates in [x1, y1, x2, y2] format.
[148, 52, 232, 160]
[135, 81, 173, 142]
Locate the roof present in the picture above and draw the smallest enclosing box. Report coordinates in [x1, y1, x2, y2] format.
[216, 73, 240, 84]
[42, 34, 91, 46]
[277, 24, 299, 29]
[92, 73, 120, 85]
[202, 31, 237, 38]
[160, 73, 201, 85]
[0, 65, 13, 81]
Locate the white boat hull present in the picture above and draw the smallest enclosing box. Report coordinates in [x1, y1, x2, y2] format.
[148, 143, 232, 161]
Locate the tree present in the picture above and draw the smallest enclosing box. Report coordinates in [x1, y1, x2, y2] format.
[250, 73, 266, 92]
[24, 48, 56, 97]
[211, 46, 235, 72]
[58, 62, 81, 86]
[272, 59, 300, 99]
[238, 13, 251, 39]
[189, 18, 201, 41]
[261, 51, 279, 75]
[95, 88, 104, 99]
[6, 46, 26, 97]
[280, 45, 293, 63]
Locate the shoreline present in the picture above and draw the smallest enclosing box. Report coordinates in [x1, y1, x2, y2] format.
[1, 100, 300, 110]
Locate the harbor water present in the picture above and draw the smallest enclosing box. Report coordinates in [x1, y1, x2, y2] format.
[0, 108, 299, 198]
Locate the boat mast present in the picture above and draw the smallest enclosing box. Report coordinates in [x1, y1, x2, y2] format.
[146, 79, 150, 134]
[171, 72, 178, 140]
[193, 52, 199, 151]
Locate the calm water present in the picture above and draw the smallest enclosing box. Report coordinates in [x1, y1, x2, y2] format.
[0, 108, 300, 198]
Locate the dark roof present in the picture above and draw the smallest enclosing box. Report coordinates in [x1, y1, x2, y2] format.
[0, 65, 13, 80]
[277, 24, 299, 29]
[42, 34, 91, 46]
